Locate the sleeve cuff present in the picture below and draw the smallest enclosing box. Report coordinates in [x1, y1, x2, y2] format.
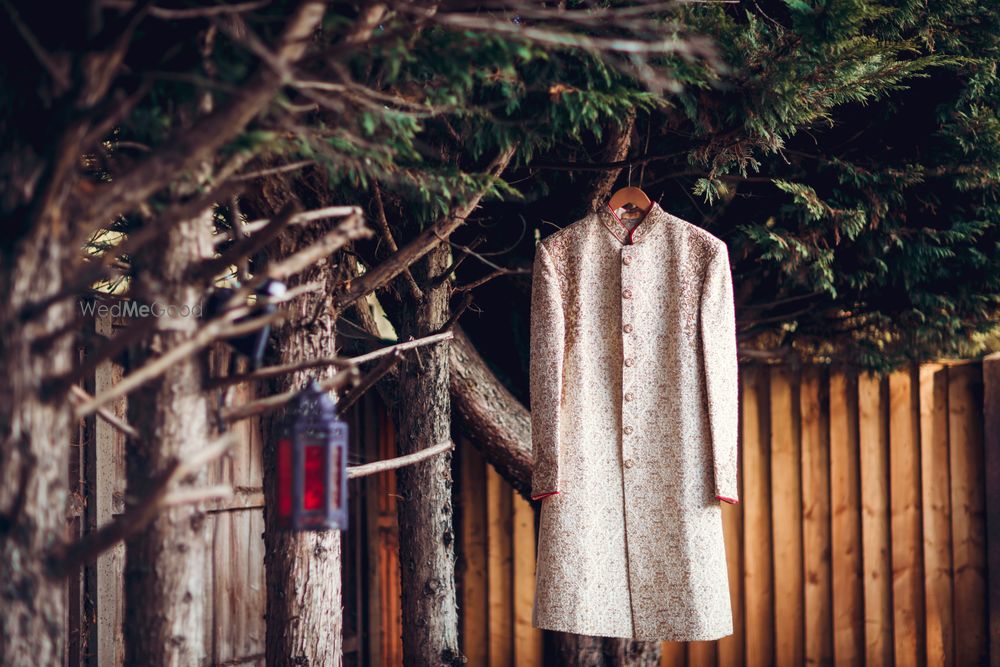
[716, 494, 739, 504]
[531, 490, 560, 500]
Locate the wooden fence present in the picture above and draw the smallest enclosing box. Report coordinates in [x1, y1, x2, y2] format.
[450, 360, 998, 667]
[67, 346, 1000, 666]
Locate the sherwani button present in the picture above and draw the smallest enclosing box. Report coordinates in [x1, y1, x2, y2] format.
[623, 425, 634, 435]
[624, 392, 634, 402]
[622, 288, 633, 299]
[624, 357, 635, 367]
[623, 323, 633, 333]
[623, 256, 632, 266]
[624, 459, 635, 468]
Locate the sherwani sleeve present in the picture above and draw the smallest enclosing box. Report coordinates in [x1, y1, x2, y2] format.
[529, 242, 565, 501]
[700, 243, 740, 504]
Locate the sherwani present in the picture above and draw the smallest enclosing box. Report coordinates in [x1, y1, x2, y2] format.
[529, 201, 740, 642]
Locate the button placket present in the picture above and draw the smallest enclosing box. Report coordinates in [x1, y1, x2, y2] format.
[621, 246, 636, 466]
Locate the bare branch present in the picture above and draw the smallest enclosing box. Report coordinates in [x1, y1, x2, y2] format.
[222, 366, 360, 422]
[337, 349, 402, 412]
[230, 160, 315, 182]
[207, 330, 453, 389]
[192, 201, 299, 282]
[69, 385, 139, 438]
[373, 181, 423, 300]
[74, 310, 282, 419]
[49, 432, 240, 577]
[347, 439, 454, 479]
[333, 145, 517, 311]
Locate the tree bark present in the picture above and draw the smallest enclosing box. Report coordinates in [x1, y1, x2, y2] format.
[0, 227, 75, 666]
[394, 241, 463, 666]
[123, 211, 214, 666]
[261, 221, 344, 666]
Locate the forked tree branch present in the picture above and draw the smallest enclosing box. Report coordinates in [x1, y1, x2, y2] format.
[332, 144, 517, 311]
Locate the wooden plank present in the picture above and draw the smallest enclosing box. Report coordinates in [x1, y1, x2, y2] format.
[660, 641, 687, 667]
[984, 353, 1000, 667]
[718, 463, 745, 667]
[89, 310, 122, 667]
[888, 367, 926, 667]
[487, 465, 513, 667]
[919, 363, 954, 667]
[687, 640, 716, 667]
[368, 402, 402, 665]
[770, 366, 804, 667]
[801, 365, 833, 667]
[742, 365, 774, 667]
[859, 371, 893, 667]
[830, 368, 864, 667]
[512, 491, 543, 667]
[460, 442, 489, 666]
[948, 363, 988, 667]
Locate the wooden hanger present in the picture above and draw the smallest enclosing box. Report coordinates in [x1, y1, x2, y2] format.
[608, 186, 652, 215]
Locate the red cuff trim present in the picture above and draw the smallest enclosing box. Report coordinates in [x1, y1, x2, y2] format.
[531, 491, 560, 500]
[716, 495, 739, 504]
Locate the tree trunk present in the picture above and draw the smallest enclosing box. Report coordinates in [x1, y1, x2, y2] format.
[0, 228, 75, 666]
[262, 222, 344, 666]
[394, 242, 463, 666]
[123, 211, 214, 666]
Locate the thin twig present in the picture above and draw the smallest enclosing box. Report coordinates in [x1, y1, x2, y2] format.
[207, 330, 453, 389]
[69, 386, 139, 438]
[333, 145, 516, 311]
[49, 432, 240, 577]
[347, 439, 454, 479]
[74, 310, 283, 419]
[221, 366, 360, 422]
[337, 349, 402, 412]
[373, 181, 423, 299]
[230, 160, 315, 181]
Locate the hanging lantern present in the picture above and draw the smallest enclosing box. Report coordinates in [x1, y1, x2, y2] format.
[275, 380, 349, 531]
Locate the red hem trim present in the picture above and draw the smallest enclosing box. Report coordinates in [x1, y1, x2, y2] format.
[531, 491, 560, 500]
[716, 495, 739, 504]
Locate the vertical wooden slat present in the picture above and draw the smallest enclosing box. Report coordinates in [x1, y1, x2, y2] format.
[487, 465, 513, 666]
[771, 366, 804, 667]
[948, 363, 988, 667]
[859, 371, 894, 667]
[920, 363, 954, 667]
[460, 442, 489, 666]
[742, 366, 774, 667]
[718, 486, 744, 667]
[687, 640, 716, 667]
[89, 310, 121, 667]
[660, 641, 687, 667]
[801, 366, 833, 667]
[372, 405, 403, 665]
[830, 368, 863, 667]
[984, 353, 1000, 667]
[889, 367, 926, 667]
[513, 492, 543, 667]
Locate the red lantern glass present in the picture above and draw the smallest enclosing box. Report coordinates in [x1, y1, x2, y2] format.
[275, 380, 349, 531]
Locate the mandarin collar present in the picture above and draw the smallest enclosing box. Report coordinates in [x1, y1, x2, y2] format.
[598, 201, 670, 245]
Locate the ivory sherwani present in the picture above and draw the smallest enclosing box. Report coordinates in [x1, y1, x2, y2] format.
[529, 201, 739, 642]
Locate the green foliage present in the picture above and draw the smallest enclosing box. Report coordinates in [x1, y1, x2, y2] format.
[56, 0, 998, 370]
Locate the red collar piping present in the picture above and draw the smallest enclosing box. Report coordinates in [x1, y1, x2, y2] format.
[602, 202, 658, 245]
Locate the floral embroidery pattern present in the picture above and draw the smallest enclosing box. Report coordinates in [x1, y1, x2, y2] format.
[529, 202, 740, 642]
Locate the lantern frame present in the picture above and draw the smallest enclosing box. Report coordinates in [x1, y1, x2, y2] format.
[276, 380, 349, 531]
